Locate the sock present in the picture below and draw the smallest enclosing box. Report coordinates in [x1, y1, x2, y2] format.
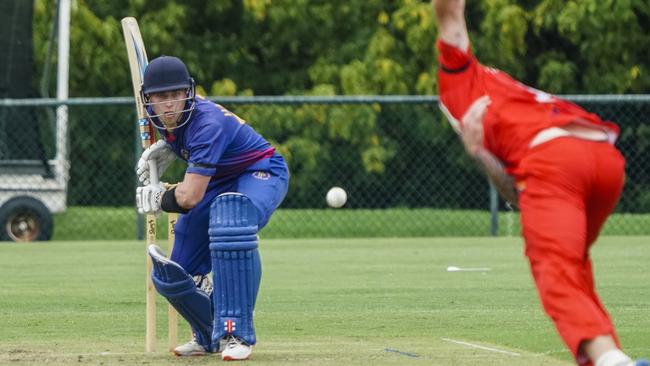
[595, 349, 633, 366]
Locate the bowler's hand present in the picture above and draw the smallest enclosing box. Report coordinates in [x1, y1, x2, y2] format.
[461, 95, 491, 157]
[136, 182, 166, 216]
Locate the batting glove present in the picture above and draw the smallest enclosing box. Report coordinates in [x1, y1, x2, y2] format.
[136, 182, 166, 216]
[137, 140, 176, 185]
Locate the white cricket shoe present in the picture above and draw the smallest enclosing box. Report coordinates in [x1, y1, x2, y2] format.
[221, 335, 253, 361]
[173, 338, 210, 356]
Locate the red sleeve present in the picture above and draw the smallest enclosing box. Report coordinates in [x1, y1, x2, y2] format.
[436, 39, 474, 72]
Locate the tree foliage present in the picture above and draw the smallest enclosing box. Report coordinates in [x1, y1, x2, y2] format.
[30, 0, 650, 209]
[33, 0, 650, 97]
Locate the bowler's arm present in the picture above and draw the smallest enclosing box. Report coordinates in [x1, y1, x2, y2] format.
[460, 96, 519, 208]
[432, 0, 470, 51]
[472, 149, 519, 207]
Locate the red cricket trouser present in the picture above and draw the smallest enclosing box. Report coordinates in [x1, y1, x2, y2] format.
[516, 137, 626, 366]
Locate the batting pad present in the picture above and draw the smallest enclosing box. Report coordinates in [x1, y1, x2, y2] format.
[148, 245, 214, 351]
[209, 193, 261, 346]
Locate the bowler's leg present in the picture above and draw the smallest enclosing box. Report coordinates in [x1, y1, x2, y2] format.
[518, 140, 617, 365]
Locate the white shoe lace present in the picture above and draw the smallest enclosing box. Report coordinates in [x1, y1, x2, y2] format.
[225, 335, 246, 349]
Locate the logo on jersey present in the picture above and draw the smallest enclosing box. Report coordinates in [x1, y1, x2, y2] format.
[180, 149, 190, 161]
[252, 171, 270, 180]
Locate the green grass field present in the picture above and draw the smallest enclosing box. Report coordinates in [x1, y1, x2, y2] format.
[0, 236, 648, 365]
[52, 207, 650, 240]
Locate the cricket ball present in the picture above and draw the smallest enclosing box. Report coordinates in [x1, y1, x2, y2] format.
[326, 187, 347, 208]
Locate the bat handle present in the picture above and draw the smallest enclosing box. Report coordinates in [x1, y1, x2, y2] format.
[149, 161, 160, 186]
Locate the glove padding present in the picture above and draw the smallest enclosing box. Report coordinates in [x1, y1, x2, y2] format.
[136, 182, 166, 216]
[137, 140, 176, 185]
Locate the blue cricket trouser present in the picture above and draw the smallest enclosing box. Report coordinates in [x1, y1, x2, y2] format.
[170, 153, 289, 275]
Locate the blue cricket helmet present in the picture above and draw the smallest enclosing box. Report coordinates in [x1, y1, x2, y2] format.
[141, 55, 197, 130]
[142, 56, 192, 94]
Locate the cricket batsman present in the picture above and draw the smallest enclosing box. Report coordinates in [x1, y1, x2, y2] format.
[135, 55, 289, 360]
[432, 1, 647, 365]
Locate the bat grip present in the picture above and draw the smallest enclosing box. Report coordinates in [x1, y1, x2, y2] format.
[149, 161, 160, 185]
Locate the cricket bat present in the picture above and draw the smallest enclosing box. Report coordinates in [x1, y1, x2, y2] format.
[120, 17, 160, 353]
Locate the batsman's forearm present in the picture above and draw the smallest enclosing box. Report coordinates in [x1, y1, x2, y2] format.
[473, 148, 519, 207]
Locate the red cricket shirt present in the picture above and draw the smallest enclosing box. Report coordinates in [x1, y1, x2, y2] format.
[436, 40, 619, 175]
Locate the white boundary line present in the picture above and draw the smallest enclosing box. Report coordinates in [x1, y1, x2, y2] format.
[441, 338, 521, 357]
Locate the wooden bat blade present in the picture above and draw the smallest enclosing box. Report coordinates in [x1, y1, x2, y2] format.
[121, 17, 154, 147]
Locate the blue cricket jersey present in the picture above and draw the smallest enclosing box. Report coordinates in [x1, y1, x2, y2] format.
[160, 97, 275, 183]
[152, 97, 289, 276]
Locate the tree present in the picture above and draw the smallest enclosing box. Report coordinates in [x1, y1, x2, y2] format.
[33, 0, 650, 97]
[30, 0, 650, 208]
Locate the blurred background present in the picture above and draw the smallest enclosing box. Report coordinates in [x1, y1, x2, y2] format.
[1, 0, 649, 241]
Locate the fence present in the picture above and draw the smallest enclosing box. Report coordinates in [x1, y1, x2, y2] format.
[0, 95, 648, 241]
